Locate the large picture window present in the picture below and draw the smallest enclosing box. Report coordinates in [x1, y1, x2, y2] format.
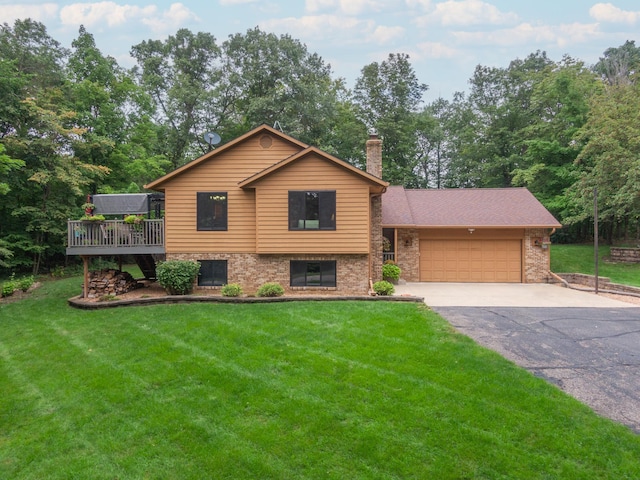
[290, 261, 336, 287]
[197, 192, 227, 231]
[288, 191, 336, 230]
[198, 260, 228, 286]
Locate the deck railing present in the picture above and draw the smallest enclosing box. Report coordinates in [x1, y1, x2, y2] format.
[67, 219, 164, 253]
[383, 252, 395, 263]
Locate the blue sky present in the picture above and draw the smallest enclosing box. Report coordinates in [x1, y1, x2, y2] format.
[2, 0, 639, 101]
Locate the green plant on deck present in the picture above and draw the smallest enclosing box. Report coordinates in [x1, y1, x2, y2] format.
[124, 214, 144, 225]
[157, 260, 201, 295]
[80, 214, 105, 222]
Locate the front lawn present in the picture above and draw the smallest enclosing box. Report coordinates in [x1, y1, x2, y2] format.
[1, 276, 639, 479]
[551, 244, 640, 287]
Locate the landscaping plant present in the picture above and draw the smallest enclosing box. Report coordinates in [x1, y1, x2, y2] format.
[256, 282, 285, 297]
[373, 280, 395, 295]
[221, 283, 243, 297]
[156, 260, 200, 295]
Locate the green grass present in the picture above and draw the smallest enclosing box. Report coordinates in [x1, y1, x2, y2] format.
[551, 244, 640, 287]
[1, 277, 640, 479]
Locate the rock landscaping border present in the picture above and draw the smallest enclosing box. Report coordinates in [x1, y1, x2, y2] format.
[68, 293, 425, 310]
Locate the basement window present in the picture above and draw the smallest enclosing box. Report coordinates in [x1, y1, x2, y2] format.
[198, 260, 228, 286]
[290, 261, 336, 287]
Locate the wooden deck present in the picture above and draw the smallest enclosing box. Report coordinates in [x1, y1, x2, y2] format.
[66, 219, 165, 255]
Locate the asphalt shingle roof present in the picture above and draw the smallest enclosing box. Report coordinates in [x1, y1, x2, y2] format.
[382, 185, 561, 228]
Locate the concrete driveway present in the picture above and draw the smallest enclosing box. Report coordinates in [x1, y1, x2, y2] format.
[395, 283, 640, 433]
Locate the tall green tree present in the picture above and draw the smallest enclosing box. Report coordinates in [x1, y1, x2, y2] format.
[353, 53, 428, 185]
[593, 40, 640, 86]
[218, 27, 341, 148]
[512, 57, 600, 226]
[131, 29, 222, 168]
[457, 51, 553, 188]
[566, 82, 640, 241]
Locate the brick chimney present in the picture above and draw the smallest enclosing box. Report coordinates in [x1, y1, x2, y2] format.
[367, 129, 384, 287]
[366, 129, 382, 178]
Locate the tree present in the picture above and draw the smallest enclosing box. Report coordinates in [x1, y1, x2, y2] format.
[131, 29, 222, 168]
[566, 83, 640, 242]
[218, 27, 341, 147]
[458, 51, 554, 188]
[353, 53, 428, 185]
[593, 40, 640, 86]
[512, 56, 601, 223]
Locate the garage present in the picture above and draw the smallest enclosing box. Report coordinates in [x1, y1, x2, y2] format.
[419, 238, 522, 282]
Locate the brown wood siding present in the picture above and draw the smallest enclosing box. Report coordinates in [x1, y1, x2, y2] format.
[252, 154, 371, 254]
[163, 135, 302, 253]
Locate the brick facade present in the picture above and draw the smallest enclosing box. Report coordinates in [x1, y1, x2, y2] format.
[523, 228, 552, 283]
[395, 228, 420, 282]
[167, 253, 370, 295]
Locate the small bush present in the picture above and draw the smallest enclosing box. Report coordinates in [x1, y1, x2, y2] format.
[17, 275, 34, 292]
[221, 283, 243, 297]
[99, 294, 118, 301]
[156, 260, 201, 295]
[382, 263, 401, 281]
[373, 280, 395, 296]
[2, 277, 16, 297]
[256, 282, 284, 297]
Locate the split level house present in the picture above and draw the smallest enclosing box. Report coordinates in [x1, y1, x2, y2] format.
[66, 124, 561, 295]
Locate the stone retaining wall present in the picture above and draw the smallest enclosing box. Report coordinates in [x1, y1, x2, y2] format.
[610, 247, 640, 263]
[555, 272, 640, 295]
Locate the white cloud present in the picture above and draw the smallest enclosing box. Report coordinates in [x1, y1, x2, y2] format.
[305, 0, 386, 15]
[589, 3, 640, 24]
[405, 0, 432, 10]
[1, 3, 59, 24]
[452, 22, 601, 48]
[59, 2, 198, 33]
[370, 25, 405, 44]
[220, 0, 258, 4]
[415, 0, 518, 27]
[261, 14, 374, 41]
[141, 3, 200, 33]
[413, 41, 458, 59]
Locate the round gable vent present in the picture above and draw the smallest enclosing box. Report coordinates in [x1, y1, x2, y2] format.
[260, 134, 273, 149]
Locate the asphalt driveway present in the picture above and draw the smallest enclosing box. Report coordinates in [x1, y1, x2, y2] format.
[395, 283, 640, 433]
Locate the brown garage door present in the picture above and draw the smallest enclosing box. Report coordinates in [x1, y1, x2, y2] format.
[420, 239, 522, 282]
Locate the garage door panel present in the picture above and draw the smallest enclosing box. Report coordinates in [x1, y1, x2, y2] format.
[420, 238, 522, 283]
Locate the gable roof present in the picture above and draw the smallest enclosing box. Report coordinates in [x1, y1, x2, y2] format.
[144, 124, 308, 191]
[382, 186, 561, 228]
[238, 146, 388, 193]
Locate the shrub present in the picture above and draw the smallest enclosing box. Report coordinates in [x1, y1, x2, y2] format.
[373, 280, 395, 296]
[124, 214, 144, 224]
[256, 282, 284, 297]
[17, 275, 34, 292]
[2, 275, 16, 297]
[221, 283, 243, 297]
[382, 263, 401, 282]
[156, 260, 200, 295]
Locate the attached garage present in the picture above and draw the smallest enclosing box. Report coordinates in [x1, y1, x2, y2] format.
[419, 238, 522, 282]
[382, 187, 562, 284]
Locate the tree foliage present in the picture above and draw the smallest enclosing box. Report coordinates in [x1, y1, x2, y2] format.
[1, 19, 640, 274]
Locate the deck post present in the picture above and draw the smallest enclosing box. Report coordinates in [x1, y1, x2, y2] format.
[82, 256, 89, 298]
